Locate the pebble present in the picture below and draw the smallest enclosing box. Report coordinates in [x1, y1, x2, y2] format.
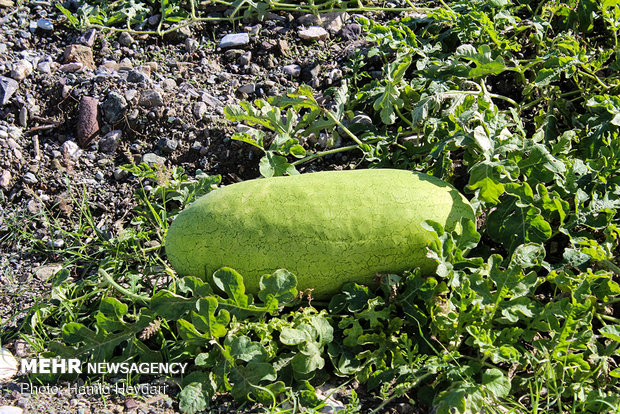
[0, 76, 18, 105]
[193, 101, 207, 119]
[219, 33, 249, 49]
[157, 138, 178, 154]
[37, 60, 51, 73]
[0, 170, 10, 189]
[160, 78, 177, 90]
[200, 92, 222, 107]
[238, 51, 252, 66]
[142, 152, 166, 166]
[49, 239, 65, 249]
[23, 172, 37, 184]
[0, 406, 23, 414]
[95, 171, 104, 181]
[321, 11, 348, 33]
[59, 62, 83, 72]
[34, 264, 63, 282]
[148, 14, 160, 26]
[118, 31, 134, 46]
[11, 60, 33, 81]
[77, 96, 100, 146]
[77, 28, 97, 47]
[8, 127, 22, 140]
[238, 83, 255, 94]
[113, 167, 128, 181]
[127, 69, 149, 84]
[185, 38, 198, 53]
[37, 18, 53, 30]
[19, 107, 27, 127]
[62, 140, 81, 159]
[282, 64, 301, 77]
[341, 22, 362, 40]
[99, 130, 121, 153]
[139, 89, 164, 107]
[63, 44, 95, 69]
[298, 26, 329, 41]
[102, 92, 127, 124]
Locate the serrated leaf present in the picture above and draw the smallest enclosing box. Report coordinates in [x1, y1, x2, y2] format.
[178, 382, 208, 414]
[213, 267, 249, 307]
[151, 290, 196, 320]
[258, 269, 298, 306]
[230, 362, 277, 401]
[191, 297, 229, 338]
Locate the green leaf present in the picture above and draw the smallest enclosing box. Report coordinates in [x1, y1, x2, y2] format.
[178, 382, 208, 414]
[280, 327, 311, 345]
[600, 325, 620, 342]
[258, 269, 298, 306]
[150, 290, 196, 320]
[230, 362, 277, 401]
[259, 152, 297, 177]
[191, 297, 229, 338]
[482, 368, 511, 398]
[212, 267, 249, 307]
[226, 335, 269, 363]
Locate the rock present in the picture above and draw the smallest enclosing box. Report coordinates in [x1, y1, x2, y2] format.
[148, 14, 160, 26]
[142, 152, 165, 166]
[102, 92, 127, 124]
[157, 138, 178, 154]
[282, 64, 301, 77]
[99, 130, 121, 153]
[59, 62, 84, 72]
[0, 76, 18, 105]
[37, 18, 53, 31]
[127, 69, 149, 83]
[160, 78, 177, 90]
[23, 172, 37, 184]
[0, 407, 22, 414]
[125, 89, 137, 101]
[11, 60, 33, 81]
[76, 96, 100, 147]
[63, 44, 95, 70]
[301, 62, 321, 82]
[118, 31, 134, 47]
[62, 140, 81, 159]
[238, 83, 255, 94]
[0, 170, 10, 189]
[321, 11, 348, 33]
[185, 38, 198, 53]
[139, 89, 164, 107]
[341, 23, 362, 40]
[113, 167, 128, 181]
[18, 107, 27, 127]
[37, 60, 51, 73]
[297, 14, 321, 26]
[193, 101, 207, 119]
[34, 264, 63, 281]
[163, 25, 191, 43]
[239, 51, 252, 66]
[200, 92, 222, 108]
[298, 26, 329, 41]
[219, 33, 249, 49]
[77, 28, 97, 47]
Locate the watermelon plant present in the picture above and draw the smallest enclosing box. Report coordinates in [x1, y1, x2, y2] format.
[6, 0, 620, 412]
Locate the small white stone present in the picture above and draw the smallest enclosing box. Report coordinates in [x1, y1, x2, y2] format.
[0, 348, 18, 381]
[0, 406, 23, 414]
[62, 140, 81, 159]
[11, 59, 33, 81]
[298, 26, 329, 41]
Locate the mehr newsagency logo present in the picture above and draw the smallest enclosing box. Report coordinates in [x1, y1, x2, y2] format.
[20, 358, 188, 375]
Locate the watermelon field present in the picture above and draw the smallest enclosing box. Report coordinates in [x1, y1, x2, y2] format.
[1, 0, 620, 412]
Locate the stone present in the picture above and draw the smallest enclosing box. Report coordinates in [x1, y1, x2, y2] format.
[341, 23, 362, 40]
[298, 26, 329, 41]
[102, 92, 127, 124]
[23, 172, 37, 184]
[18, 107, 27, 127]
[99, 130, 121, 153]
[148, 14, 160, 26]
[11, 60, 33, 81]
[142, 152, 165, 166]
[219, 33, 249, 49]
[282, 64, 301, 77]
[77, 28, 97, 47]
[36, 18, 53, 31]
[62, 140, 81, 159]
[127, 69, 149, 83]
[193, 101, 207, 119]
[0, 349, 18, 381]
[302, 62, 321, 82]
[321, 11, 348, 33]
[139, 89, 164, 107]
[59, 62, 84, 72]
[118, 31, 133, 47]
[113, 167, 129, 181]
[0, 76, 18, 105]
[157, 138, 178, 154]
[76, 96, 99, 147]
[37, 60, 51, 73]
[160, 78, 177, 90]
[63, 44, 95, 69]
[200, 92, 222, 108]
[34, 264, 63, 281]
[238, 83, 255, 94]
[185, 38, 198, 53]
[238, 51, 252, 66]
[0, 170, 10, 189]
[163, 25, 191, 43]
